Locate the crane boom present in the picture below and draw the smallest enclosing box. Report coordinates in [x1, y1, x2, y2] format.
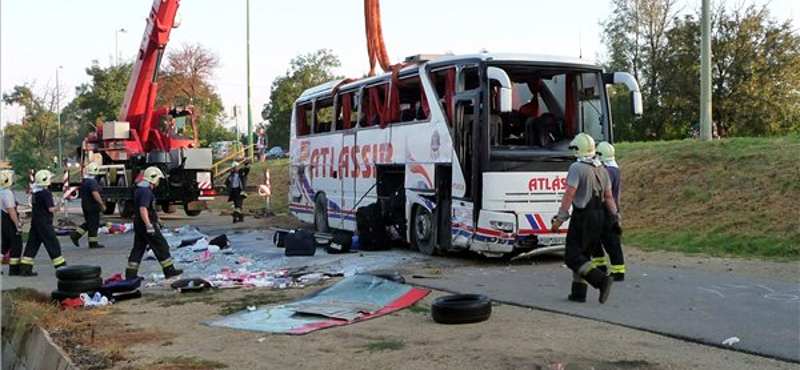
[120, 0, 182, 148]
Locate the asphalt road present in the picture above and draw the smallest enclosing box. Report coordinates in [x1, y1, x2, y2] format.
[3, 212, 798, 363]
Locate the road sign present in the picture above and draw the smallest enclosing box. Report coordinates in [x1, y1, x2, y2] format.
[258, 184, 271, 197]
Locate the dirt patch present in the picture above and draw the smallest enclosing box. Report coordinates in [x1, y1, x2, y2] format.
[87, 283, 793, 370]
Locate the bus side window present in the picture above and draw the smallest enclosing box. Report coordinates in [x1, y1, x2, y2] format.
[335, 92, 357, 131]
[315, 98, 334, 134]
[397, 76, 425, 123]
[297, 104, 311, 136]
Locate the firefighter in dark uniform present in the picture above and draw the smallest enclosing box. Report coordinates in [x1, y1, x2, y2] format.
[551, 133, 621, 303]
[591, 142, 626, 281]
[19, 170, 67, 276]
[225, 161, 249, 223]
[125, 167, 183, 280]
[1, 170, 24, 275]
[70, 162, 107, 249]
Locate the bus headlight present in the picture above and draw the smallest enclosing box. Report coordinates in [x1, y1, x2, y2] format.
[490, 220, 514, 232]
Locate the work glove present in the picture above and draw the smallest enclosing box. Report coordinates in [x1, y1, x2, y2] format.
[146, 224, 156, 236]
[15, 221, 23, 236]
[550, 209, 571, 232]
[608, 213, 623, 236]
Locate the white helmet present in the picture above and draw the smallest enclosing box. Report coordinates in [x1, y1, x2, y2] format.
[0, 170, 14, 189]
[596, 141, 616, 162]
[231, 161, 240, 168]
[143, 167, 165, 185]
[86, 162, 102, 176]
[569, 133, 596, 158]
[35, 170, 54, 187]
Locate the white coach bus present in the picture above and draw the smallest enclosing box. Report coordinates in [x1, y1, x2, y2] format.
[289, 53, 641, 257]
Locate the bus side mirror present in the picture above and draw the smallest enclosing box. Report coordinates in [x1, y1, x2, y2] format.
[604, 72, 643, 116]
[631, 91, 643, 116]
[488, 67, 513, 113]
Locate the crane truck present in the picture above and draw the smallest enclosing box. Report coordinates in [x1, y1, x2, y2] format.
[79, 0, 215, 217]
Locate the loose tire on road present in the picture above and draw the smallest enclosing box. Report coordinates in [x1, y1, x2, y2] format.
[58, 277, 104, 292]
[55, 265, 102, 280]
[51, 289, 86, 302]
[431, 294, 492, 324]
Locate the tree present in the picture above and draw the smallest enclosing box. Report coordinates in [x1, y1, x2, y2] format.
[159, 43, 235, 147]
[602, 0, 681, 140]
[2, 85, 60, 175]
[603, 1, 800, 140]
[63, 61, 133, 148]
[262, 49, 342, 149]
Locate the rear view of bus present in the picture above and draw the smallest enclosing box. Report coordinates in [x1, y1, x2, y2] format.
[289, 54, 641, 257]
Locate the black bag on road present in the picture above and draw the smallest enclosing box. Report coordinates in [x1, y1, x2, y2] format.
[356, 203, 390, 251]
[284, 230, 317, 256]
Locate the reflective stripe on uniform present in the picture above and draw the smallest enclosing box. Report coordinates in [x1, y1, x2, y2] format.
[127, 262, 140, 270]
[159, 258, 174, 268]
[21, 257, 35, 265]
[610, 264, 626, 274]
[571, 272, 587, 284]
[577, 261, 594, 276]
[75, 228, 87, 235]
[9, 258, 20, 265]
[592, 256, 608, 267]
[52, 256, 66, 266]
[88, 236, 99, 242]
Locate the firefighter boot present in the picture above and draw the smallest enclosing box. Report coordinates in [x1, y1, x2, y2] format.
[584, 267, 614, 304]
[611, 272, 625, 282]
[568, 281, 588, 303]
[70, 229, 86, 247]
[88, 237, 105, 249]
[18, 264, 38, 277]
[8, 264, 21, 276]
[163, 265, 184, 279]
[125, 268, 141, 280]
[54, 261, 67, 269]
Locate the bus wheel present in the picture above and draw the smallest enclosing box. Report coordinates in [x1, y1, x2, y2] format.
[412, 206, 437, 255]
[314, 193, 330, 233]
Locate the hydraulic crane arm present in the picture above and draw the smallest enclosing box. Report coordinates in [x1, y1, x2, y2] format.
[120, 0, 182, 149]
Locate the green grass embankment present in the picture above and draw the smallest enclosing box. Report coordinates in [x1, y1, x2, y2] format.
[208, 158, 290, 214]
[616, 135, 800, 260]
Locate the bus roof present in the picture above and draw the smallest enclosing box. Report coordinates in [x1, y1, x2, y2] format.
[296, 53, 602, 102]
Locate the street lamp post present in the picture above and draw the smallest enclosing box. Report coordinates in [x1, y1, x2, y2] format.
[115, 28, 127, 66]
[56, 66, 63, 168]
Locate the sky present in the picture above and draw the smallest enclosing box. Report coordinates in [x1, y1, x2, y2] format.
[1, 0, 797, 132]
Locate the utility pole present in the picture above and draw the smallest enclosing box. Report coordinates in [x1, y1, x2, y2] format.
[246, 0, 254, 161]
[56, 66, 63, 168]
[699, 0, 713, 141]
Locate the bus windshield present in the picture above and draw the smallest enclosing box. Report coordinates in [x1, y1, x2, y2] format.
[489, 66, 608, 161]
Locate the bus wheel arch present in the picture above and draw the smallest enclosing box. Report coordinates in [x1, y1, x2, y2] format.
[411, 204, 437, 255]
[314, 192, 330, 233]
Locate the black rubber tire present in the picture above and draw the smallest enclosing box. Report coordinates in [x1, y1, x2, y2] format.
[162, 203, 177, 214]
[58, 277, 104, 293]
[119, 199, 135, 218]
[55, 265, 102, 280]
[431, 294, 492, 324]
[184, 203, 202, 217]
[314, 193, 330, 233]
[51, 289, 88, 302]
[170, 278, 211, 291]
[103, 201, 117, 215]
[412, 206, 437, 255]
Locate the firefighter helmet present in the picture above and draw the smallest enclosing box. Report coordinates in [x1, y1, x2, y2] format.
[231, 161, 240, 168]
[143, 167, 165, 185]
[34, 170, 54, 187]
[0, 170, 14, 189]
[569, 133, 596, 158]
[596, 141, 616, 162]
[86, 162, 102, 176]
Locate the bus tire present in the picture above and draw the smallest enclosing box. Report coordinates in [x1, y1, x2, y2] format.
[314, 193, 329, 233]
[412, 205, 437, 255]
